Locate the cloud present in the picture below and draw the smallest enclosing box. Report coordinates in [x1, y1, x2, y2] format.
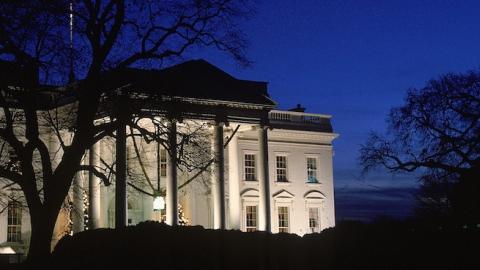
[335, 186, 418, 222]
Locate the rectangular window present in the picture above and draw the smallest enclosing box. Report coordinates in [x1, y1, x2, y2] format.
[245, 205, 258, 232]
[244, 154, 256, 181]
[307, 157, 318, 183]
[7, 202, 22, 242]
[308, 207, 320, 233]
[160, 148, 167, 177]
[276, 156, 288, 182]
[278, 206, 289, 233]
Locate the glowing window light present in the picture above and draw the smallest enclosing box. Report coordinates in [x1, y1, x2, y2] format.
[153, 196, 165, 211]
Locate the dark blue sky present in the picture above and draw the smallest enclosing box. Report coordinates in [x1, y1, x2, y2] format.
[190, 0, 480, 221]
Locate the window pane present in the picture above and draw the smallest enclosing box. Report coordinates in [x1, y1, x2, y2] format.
[278, 206, 289, 233]
[160, 149, 167, 177]
[244, 154, 256, 181]
[307, 158, 318, 183]
[276, 156, 288, 182]
[7, 202, 22, 242]
[245, 205, 258, 232]
[309, 207, 320, 233]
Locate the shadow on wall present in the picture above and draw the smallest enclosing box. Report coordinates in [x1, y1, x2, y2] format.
[28, 221, 480, 270]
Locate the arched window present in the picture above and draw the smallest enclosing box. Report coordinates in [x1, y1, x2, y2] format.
[240, 188, 259, 232]
[304, 190, 326, 233]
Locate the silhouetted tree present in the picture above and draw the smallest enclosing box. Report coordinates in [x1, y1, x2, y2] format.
[413, 172, 455, 226]
[360, 71, 480, 227]
[0, 0, 253, 260]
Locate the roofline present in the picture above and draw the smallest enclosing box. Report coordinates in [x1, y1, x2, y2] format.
[270, 109, 332, 119]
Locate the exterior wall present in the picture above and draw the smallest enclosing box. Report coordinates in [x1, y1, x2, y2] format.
[0, 193, 31, 253]
[235, 128, 335, 235]
[89, 123, 336, 236]
[0, 116, 337, 250]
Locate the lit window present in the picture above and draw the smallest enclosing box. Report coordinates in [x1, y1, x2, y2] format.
[7, 201, 22, 242]
[160, 148, 167, 177]
[308, 207, 320, 233]
[307, 157, 318, 183]
[244, 154, 256, 181]
[278, 206, 289, 233]
[245, 205, 258, 232]
[276, 156, 288, 182]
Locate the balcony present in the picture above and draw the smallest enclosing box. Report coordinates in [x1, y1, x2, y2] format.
[268, 110, 333, 132]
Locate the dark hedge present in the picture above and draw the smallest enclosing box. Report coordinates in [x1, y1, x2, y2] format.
[18, 221, 480, 270]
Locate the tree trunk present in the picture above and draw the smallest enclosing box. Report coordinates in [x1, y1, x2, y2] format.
[26, 207, 59, 262]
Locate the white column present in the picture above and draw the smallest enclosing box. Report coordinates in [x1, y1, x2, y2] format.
[258, 126, 271, 232]
[211, 122, 226, 229]
[88, 143, 101, 229]
[49, 132, 61, 169]
[49, 131, 64, 246]
[72, 171, 84, 233]
[166, 120, 178, 226]
[115, 124, 127, 229]
[228, 130, 240, 230]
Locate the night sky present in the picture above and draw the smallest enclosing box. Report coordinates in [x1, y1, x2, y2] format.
[188, 0, 480, 221]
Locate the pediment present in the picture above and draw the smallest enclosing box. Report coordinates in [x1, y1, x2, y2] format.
[303, 190, 326, 200]
[240, 188, 259, 198]
[272, 189, 295, 199]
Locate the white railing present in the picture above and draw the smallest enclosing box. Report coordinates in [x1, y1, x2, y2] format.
[268, 110, 331, 125]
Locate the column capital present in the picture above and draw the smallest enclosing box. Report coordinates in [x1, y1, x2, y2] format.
[257, 124, 273, 131]
[259, 113, 270, 128]
[214, 114, 228, 126]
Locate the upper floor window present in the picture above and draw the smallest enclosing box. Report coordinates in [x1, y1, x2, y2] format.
[244, 154, 256, 181]
[276, 156, 288, 182]
[307, 157, 318, 183]
[278, 206, 289, 233]
[245, 205, 258, 232]
[308, 207, 320, 233]
[160, 148, 167, 177]
[7, 201, 22, 242]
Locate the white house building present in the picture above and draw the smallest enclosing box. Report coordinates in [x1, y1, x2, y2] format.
[0, 60, 338, 253]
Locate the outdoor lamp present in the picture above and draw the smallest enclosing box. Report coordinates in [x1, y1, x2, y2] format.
[153, 194, 165, 211]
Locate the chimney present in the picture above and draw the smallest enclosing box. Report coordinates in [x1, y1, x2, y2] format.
[288, 104, 306, 113]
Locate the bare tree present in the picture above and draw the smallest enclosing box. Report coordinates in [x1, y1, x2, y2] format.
[0, 0, 253, 260]
[359, 71, 480, 226]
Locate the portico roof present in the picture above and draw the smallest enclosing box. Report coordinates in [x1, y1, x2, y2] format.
[105, 59, 276, 107]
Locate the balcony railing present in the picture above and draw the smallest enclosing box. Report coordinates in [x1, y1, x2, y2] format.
[268, 110, 332, 132]
[269, 110, 330, 124]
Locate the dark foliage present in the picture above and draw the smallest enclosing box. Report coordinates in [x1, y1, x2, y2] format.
[360, 71, 480, 226]
[7, 220, 478, 270]
[0, 0, 254, 259]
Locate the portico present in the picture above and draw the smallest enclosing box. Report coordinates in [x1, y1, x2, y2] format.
[67, 59, 336, 237]
[1, 59, 337, 250]
[76, 59, 276, 231]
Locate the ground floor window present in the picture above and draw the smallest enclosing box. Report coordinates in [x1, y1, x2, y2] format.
[7, 201, 22, 242]
[245, 205, 258, 232]
[278, 206, 289, 233]
[308, 207, 320, 233]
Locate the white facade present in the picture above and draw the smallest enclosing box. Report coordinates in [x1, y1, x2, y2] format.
[235, 127, 336, 234]
[0, 109, 337, 252]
